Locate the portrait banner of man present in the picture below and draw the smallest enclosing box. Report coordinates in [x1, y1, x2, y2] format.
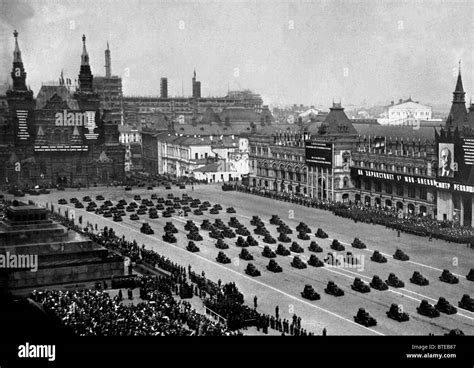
[438, 143, 455, 178]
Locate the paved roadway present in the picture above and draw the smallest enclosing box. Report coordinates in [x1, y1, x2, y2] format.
[26, 184, 474, 336]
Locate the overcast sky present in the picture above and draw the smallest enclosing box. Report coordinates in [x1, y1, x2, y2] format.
[0, 0, 473, 108]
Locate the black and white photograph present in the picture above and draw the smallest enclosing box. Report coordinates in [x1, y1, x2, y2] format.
[0, 0, 473, 365]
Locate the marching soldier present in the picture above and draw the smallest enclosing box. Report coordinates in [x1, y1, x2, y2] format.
[275, 305, 279, 319]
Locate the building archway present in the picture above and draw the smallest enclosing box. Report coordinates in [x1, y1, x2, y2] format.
[375, 197, 381, 206]
[342, 193, 349, 203]
[419, 205, 427, 215]
[317, 177, 327, 199]
[407, 203, 415, 214]
[396, 201, 403, 211]
[364, 196, 371, 206]
[355, 194, 361, 202]
[385, 199, 392, 207]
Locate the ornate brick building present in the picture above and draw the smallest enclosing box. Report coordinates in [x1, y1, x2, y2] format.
[1, 31, 125, 188]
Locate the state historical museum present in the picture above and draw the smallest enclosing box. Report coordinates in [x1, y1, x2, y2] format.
[0, 31, 125, 187]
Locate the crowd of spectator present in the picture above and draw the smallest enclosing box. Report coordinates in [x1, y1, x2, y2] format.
[235, 184, 474, 245]
[31, 275, 240, 336]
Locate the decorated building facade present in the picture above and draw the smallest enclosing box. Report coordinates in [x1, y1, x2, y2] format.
[1, 32, 125, 188]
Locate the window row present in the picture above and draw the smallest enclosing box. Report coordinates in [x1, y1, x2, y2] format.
[355, 179, 428, 200]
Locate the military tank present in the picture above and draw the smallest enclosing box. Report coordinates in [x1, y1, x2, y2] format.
[315, 228, 328, 239]
[370, 275, 388, 291]
[351, 278, 371, 293]
[410, 271, 429, 286]
[354, 308, 377, 327]
[296, 222, 311, 233]
[140, 222, 154, 235]
[439, 269, 459, 284]
[129, 213, 139, 221]
[291, 256, 307, 269]
[277, 224, 293, 234]
[466, 269, 474, 282]
[148, 211, 159, 219]
[308, 255, 324, 268]
[297, 231, 310, 240]
[186, 241, 200, 253]
[226, 207, 236, 213]
[269, 214, 282, 225]
[209, 229, 224, 239]
[250, 216, 263, 226]
[236, 226, 250, 236]
[215, 238, 229, 249]
[162, 232, 177, 243]
[458, 294, 474, 312]
[262, 246, 276, 258]
[351, 237, 367, 249]
[216, 251, 231, 264]
[417, 300, 440, 318]
[263, 233, 277, 244]
[277, 233, 292, 243]
[187, 231, 203, 241]
[228, 217, 241, 228]
[222, 228, 236, 239]
[245, 263, 261, 277]
[247, 236, 259, 247]
[386, 304, 409, 322]
[385, 273, 405, 288]
[164, 222, 178, 233]
[308, 241, 323, 253]
[371, 250, 387, 263]
[330, 239, 345, 251]
[236, 236, 249, 248]
[325, 281, 344, 297]
[276, 244, 291, 256]
[301, 285, 320, 301]
[435, 297, 457, 315]
[200, 219, 213, 230]
[393, 249, 410, 261]
[290, 242, 304, 253]
[266, 259, 283, 273]
[184, 220, 196, 231]
[239, 248, 254, 261]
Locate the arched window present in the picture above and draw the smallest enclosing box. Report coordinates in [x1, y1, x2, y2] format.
[364, 196, 371, 206]
[343, 176, 349, 188]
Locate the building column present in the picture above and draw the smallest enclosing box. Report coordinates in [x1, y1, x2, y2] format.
[325, 167, 329, 200]
[471, 195, 474, 227]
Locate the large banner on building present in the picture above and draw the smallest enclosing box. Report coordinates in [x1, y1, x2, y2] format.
[438, 143, 456, 178]
[351, 168, 474, 193]
[305, 141, 333, 168]
[436, 139, 474, 185]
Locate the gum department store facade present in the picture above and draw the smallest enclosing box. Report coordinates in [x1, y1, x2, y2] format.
[249, 70, 474, 226]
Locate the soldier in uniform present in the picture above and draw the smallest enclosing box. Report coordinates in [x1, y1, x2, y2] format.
[275, 305, 279, 319]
